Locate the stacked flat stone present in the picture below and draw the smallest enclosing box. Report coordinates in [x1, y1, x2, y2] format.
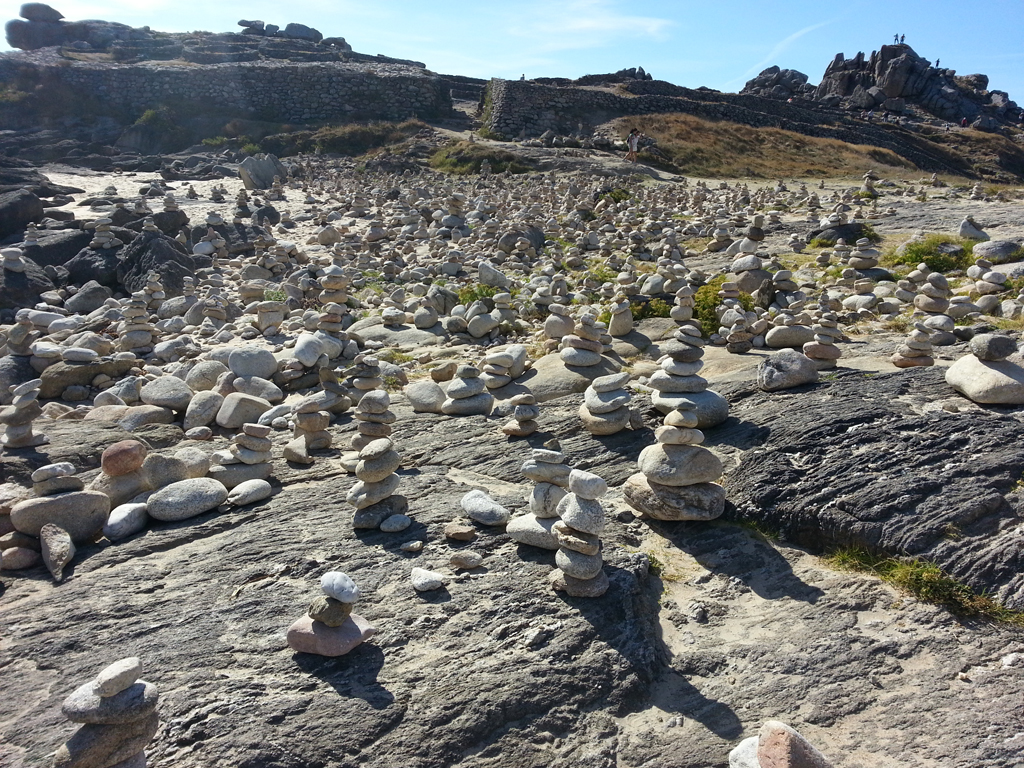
[970, 258, 1007, 296]
[347, 355, 383, 402]
[649, 325, 710, 412]
[913, 272, 956, 344]
[284, 406, 332, 465]
[441, 364, 494, 416]
[143, 271, 164, 311]
[209, 424, 274, 489]
[543, 303, 575, 341]
[579, 372, 631, 435]
[287, 572, 376, 657]
[319, 268, 350, 305]
[349, 389, 394, 451]
[347, 437, 406, 530]
[492, 292, 515, 324]
[802, 312, 842, 369]
[623, 400, 726, 521]
[480, 349, 515, 389]
[0, 378, 47, 449]
[549, 469, 609, 598]
[560, 313, 604, 367]
[89, 217, 122, 250]
[163, 194, 179, 212]
[670, 285, 696, 325]
[53, 657, 159, 768]
[120, 293, 154, 352]
[607, 294, 633, 337]
[2, 246, 26, 272]
[847, 237, 879, 270]
[501, 392, 539, 437]
[507, 447, 569, 549]
[891, 322, 934, 368]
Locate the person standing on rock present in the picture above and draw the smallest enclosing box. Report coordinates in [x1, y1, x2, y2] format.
[900, 34, 905, 44]
[626, 128, 641, 163]
[893, 33, 899, 44]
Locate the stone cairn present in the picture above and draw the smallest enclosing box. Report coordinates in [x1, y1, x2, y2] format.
[670, 285, 696, 325]
[543, 303, 575, 344]
[0, 378, 47, 449]
[607, 293, 634, 337]
[351, 389, 394, 451]
[287, 571, 376, 657]
[549, 469, 610, 598]
[480, 349, 516, 389]
[650, 325, 712, 414]
[507, 447, 572, 550]
[802, 309, 843, 369]
[347, 437, 406, 531]
[52, 657, 159, 768]
[284, 405, 333, 465]
[913, 272, 956, 344]
[501, 392, 540, 437]
[347, 355, 383, 403]
[2, 246, 26, 272]
[441, 364, 494, 416]
[559, 312, 605, 367]
[623, 400, 726, 521]
[120, 293, 155, 353]
[579, 371, 632, 435]
[891, 322, 935, 368]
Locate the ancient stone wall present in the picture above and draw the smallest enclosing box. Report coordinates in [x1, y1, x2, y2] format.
[0, 53, 452, 123]
[482, 78, 973, 176]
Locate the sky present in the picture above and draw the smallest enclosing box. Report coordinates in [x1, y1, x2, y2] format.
[4, 0, 1024, 101]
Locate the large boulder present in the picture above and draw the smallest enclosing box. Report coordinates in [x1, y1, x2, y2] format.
[64, 247, 121, 288]
[757, 349, 819, 392]
[0, 189, 43, 238]
[238, 154, 288, 190]
[20, 3, 64, 22]
[116, 232, 196, 297]
[282, 23, 322, 42]
[0, 254, 55, 311]
[22, 229, 92, 268]
[945, 354, 1024, 405]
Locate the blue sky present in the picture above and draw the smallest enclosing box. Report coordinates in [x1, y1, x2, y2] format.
[5, 0, 1023, 101]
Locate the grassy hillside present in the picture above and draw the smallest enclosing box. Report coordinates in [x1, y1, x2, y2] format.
[616, 114, 914, 178]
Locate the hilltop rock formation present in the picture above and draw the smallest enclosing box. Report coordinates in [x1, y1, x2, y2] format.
[741, 66, 815, 101]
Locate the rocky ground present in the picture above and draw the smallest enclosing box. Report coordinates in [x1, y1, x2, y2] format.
[2, 135, 1024, 768]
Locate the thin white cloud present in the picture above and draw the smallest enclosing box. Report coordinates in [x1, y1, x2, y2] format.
[506, 0, 674, 53]
[724, 19, 835, 88]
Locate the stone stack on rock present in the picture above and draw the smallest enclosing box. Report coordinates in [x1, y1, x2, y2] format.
[501, 392, 540, 437]
[346, 355, 383, 403]
[606, 294, 634, 337]
[507, 447, 571, 550]
[284, 403, 333, 465]
[480, 348, 517, 389]
[969, 257, 1007, 297]
[52, 657, 159, 768]
[347, 437, 406, 530]
[945, 333, 1024, 405]
[549, 469, 609, 598]
[543, 303, 575, 342]
[2, 246, 27, 272]
[349, 388, 395, 451]
[579, 372, 631, 435]
[120, 293, 155, 353]
[802, 311, 843, 369]
[0, 378, 47, 449]
[441, 364, 494, 416]
[847, 237, 880, 271]
[914, 272, 956, 345]
[891, 322, 935, 368]
[286, 571, 376, 656]
[623, 401, 726, 521]
[559, 313, 605, 367]
[208, 424, 274, 489]
[650, 324, 728, 427]
[670, 285, 696, 326]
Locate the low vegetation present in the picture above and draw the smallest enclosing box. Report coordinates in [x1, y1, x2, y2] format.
[616, 114, 913, 178]
[825, 546, 1024, 626]
[882, 233, 976, 272]
[694, 275, 754, 336]
[260, 120, 428, 158]
[429, 140, 534, 175]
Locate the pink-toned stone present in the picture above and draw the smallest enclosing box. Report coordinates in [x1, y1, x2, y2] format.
[101, 441, 148, 477]
[757, 720, 834, 768]
[286, 613, 376, 656]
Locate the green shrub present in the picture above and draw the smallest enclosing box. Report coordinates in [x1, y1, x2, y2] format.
[583, 265, 619, 285]
[262, 289, 286, 302]
[429, 140, 534, 175]
[884, 234, 975, 273]
[826, 546, 1024, 626]
[693, 276, 754, 336]
[240, 142, 261, 155]
[202, 135, 228, 147]
[632, 297, 672, 320]
[457, 284, 503, 305]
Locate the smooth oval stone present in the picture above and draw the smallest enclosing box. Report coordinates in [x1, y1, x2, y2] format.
[410, 567, 447, 591]
[346, 473, 401, 510]
[226, 479, 273, 506]
[556, 494, 605, 536]
[286, 613, 375, 656]
[380, 513, 412, 532]
[146, 478, 229, 522]
[460, 489, 510, 526]
[529, 482, 567, 518]
[591, 371, 630, 393]
[321, 571, 360, 603]
[555, 547, 604, 580]
[31, 462, 76, 483]
[355, 450, 401, 483]
[506, 513, 559, 549]
[103, 503, 149, 541]
[358, 437, 394, 461]
[637, 444, 724, 486]
[62, 680, 158, 725]
[567, 469, 607, 500]
[95, 658, 142, 697]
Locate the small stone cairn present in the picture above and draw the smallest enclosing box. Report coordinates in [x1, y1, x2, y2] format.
[549, 469, 610, 598]
[579, 372, 631, 435]
[607, 293, 634, 337]
[52, 657, 159, 768]
[120, 293, 155, 353]
[284, 405, 332, 465]
[649, 325, 712, 413]
[347, 437, 406, 530]
[441, 364, 494, 416]
[623, 400, 726, 521]
[2, 246, 27, 272]
[802, 310, 843, 369]
[891, 322, 934, 368]
[670, 285, 696, 325]
[543, 303, 575, 343]
[506, 447, 571, 550]
[847, 237, 880, 271]
[559, 312, 605, 367]
[287, 572, 376, 656]
[351, 388, 395, 451]
[501, 392, 540, 437]
[0, 378, 47, 449]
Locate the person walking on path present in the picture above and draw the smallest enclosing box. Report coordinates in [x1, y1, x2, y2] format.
[626, 128, 641, 163]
